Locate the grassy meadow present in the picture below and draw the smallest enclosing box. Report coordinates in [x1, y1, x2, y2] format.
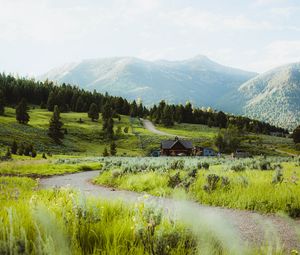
[94, 157, 300, 217]
[1, 107, 300, 254]
[0, 177, 199, 254]
[0, 107, 161, 156]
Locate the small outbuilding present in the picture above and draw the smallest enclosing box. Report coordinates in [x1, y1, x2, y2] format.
[160, 137, 193, 156]
[193, 146, 216, 156]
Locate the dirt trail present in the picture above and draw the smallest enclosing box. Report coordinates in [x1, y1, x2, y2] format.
[141, 118, 186, 138]
[40, 170, 300, 251]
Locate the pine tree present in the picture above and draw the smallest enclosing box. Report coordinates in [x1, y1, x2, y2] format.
[102, 102, 114, 139]
[47, 91, 56, 111]
[130, 101, 138, 117]
[103, 147, 109, 157]
[162, 105, 174, 127]
[17, 143, 25, 155]
[88, 103, 99, 121]
[75, 96, 84, 112]
[5, 148, 11, 159]
[0, 90, 5, 115]
[106, 118, 114, 140]
[292, 125, 300, 144]
[11, 140, 18, 154]
[110, 141, 117, 156]
[16, 98, 30, 124]
[48, 105, 64, 144]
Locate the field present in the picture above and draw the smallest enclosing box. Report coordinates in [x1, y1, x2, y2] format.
[156, 123, 299, 156]
[0, 176, 198, 254]
[1, 107, 300, 254]
[1, 107, 298, 158]
[94, 156, 300, 217]
[0, 107, 165, 156]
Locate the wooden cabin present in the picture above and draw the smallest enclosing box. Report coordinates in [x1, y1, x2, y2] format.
[160, 137, 193, 156]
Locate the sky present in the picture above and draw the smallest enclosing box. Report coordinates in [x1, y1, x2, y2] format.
[0, 0, 300, 76]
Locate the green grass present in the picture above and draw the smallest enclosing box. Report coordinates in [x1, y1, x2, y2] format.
[0, 177, 198, 254]
[155, 121, 298, 156]
[0, 159, 101, 177]
[0, 107, 147, 156]
[94, 157, 300, 217]
[0, 175, 294, 254]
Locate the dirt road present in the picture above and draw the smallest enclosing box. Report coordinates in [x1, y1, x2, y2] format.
[40, 170, 300, 252]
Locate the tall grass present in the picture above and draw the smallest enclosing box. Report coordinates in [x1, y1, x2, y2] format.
[94, 157, 300, 217]
[0, 177, 197, 254]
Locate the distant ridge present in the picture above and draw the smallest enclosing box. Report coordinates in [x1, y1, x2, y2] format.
[39, 56, 300, 130]
[38, 55, 257, 110]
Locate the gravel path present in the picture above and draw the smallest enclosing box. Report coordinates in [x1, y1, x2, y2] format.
[40, 170, 300, 252]
[141, 118, 186, 137]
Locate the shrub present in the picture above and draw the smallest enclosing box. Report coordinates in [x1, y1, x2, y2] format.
[168, 172, 181, 188]
[198, 162, 209, 170]
[170, 160, 184, 170]
[111, 169, 122, 178]
[230, 163, 245, 172]
[272, 169, 283, 184]
[203, 174, 220, 193]
[78, 165, 93, 171]
[259, 160, 271, 170]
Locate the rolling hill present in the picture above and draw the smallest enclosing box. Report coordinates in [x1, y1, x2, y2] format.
[39, 55, 257, 108]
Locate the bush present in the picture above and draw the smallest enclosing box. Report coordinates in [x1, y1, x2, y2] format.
[272, 169, 283, 184]
[230, 163, 245, 172]
[168, 172, 181, 188]
[259, 160, 271, 170]
[203, 174, 220, 193]
[198, 162, 209, 170]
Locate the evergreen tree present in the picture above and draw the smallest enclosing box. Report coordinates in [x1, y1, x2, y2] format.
[292, 125, 300, 144]
[162, 105, 174, 127]
[47, 91, 56, 111]
[130, 100, 138, 117]
[17, 143, 25, 155]
[103, 147, 109, 157]
[0, 90, 5, 115]
[11, 140, 18, 154]
[102, 102, 114, 139]
[106, 118, 114, 140]
[40, 101, 47, 109]
[75, 96, 84, 112]
[5, 147, 11, 158]
[216, 111, 227, 128]
[110, 141, 117, 156]
[16, 98, 30, 124]
[88, 103, 99, 121]
[48, 105, 64, 144]
[183, 102, 193, 123]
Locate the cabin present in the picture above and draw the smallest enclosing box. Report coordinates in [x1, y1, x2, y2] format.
[160, 137, 193, 156]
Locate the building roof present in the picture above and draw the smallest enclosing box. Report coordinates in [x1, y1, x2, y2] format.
[161, 138, 193, 150]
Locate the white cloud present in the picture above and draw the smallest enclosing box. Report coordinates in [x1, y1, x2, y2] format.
[248, 40, 300, 72]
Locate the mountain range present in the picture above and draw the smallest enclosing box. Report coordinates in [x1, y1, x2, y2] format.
[38, 56, 300, 130]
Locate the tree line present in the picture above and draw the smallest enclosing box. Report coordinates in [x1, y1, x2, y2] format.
[0, 73, 148, 118]
[149, 100, 288, 135]
[0, 73, 288, 137]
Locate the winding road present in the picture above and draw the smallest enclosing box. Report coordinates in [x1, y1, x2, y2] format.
[141, 118, 186, 137]
[40, 170, 300, 251]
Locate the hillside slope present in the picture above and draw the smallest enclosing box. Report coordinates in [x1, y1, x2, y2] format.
[39, 55, 256, 109]
[238, 62, 300, 130]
